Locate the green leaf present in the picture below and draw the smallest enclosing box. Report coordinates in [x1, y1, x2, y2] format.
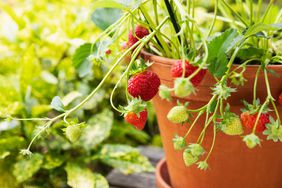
[65, 163, 109, 188]
[42, 153, 64, 170]
[207, 29, 240, 77]
[61, 91, 82, 106]
[19, 45, 41, 93]
[77, 58, 93, 78]
[91, 8, 123, 30]
[0, 136, 26, 159]
[244, 22, 282, 38]
[78, 109, 113, 150]
[236, 47, 265, 60]
[72, 41, 111, 78]
[110, 121, 150, 144]
[50, 96, 65, 112]
[99, 144, 154, 174]
[0, 161, 18, 188]
[72, 43, 93, 69]
[13, 153, 43, 183]
[41, 71, 58, 85]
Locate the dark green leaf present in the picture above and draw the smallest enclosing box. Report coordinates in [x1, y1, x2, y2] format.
[207, 29, 240, 77]
[236, 47, 265, 60]
[72, 43, 93, 68]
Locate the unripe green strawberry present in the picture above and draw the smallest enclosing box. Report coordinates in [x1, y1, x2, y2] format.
[167, 105, 188, 124]
[183, 149, 199, 166]
[174, 78, 195, 97]
[173, 135, 186, 150]
[159, 85, 171, 101]
[66, 125, 81, 143]
[188, 144, 205, 156]
[222, 116, 243, 136]
[243, 133, 261, 149]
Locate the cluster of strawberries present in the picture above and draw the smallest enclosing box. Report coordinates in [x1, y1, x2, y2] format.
[122, 25, 282, 136]
[123, 25, 207, 130]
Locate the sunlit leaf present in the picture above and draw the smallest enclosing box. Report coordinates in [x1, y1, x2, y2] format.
[62, 91, 82, 106]
[51, 96, 65, 112]
[99, 144, 154, 174]
[13, 153, 43, 183]
[65, 163, 109, 188]
[78, 109, 113, 150]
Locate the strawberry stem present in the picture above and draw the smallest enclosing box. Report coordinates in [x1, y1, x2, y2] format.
[203, 125, 217, 163]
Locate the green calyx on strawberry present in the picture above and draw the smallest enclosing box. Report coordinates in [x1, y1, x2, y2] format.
[240, 100, 270, 133]
[183, 143, 205, 167]
[129, 59, 149, 76]
[174, 77, 195, 97]
[197, 161, 209, 171]
[219, 105, 243, 136]
[159, 85, 172, 101]
[230, 70, 246, 86]
[212, 83, 236, 100]
[243, 133, 261, 149]
[127, 68, 161, 101]
[170, 60, 206, 86]
[121, 98, 148, 130]
[173, 135, 186, 150]
[167, 102, 190, 124]
[263, 117, 282, 142]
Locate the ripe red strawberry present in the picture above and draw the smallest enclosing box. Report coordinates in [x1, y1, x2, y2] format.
[240, 112, 270, 132]
[128, 71, 160, 101]
[170, 60, 206, 86]
[279, 93, 282, 105]
[128, 25, 149, 47]
[105, 49, 111, 55]
[124, 109, 148, 130]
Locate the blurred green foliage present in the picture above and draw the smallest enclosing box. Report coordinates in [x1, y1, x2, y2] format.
[0, 0, 154, 187]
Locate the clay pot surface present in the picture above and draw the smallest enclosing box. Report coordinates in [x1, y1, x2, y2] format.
[156, 159, 172, 188]
[142, 51, 282, 188]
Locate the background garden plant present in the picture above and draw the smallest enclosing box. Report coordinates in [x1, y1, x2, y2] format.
[0, 1, 155, 187]
[1, 0, 282, 187]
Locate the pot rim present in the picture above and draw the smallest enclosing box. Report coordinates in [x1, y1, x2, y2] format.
[141, 50, 282, 69]
[156, 159, 171, 188]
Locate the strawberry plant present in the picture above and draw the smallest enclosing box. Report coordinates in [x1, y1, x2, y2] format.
[2, 0, 282, 185]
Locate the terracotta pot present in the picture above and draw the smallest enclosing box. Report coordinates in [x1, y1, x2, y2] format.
[156, 159, 172, 188]
[142, 51, 282, 188]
